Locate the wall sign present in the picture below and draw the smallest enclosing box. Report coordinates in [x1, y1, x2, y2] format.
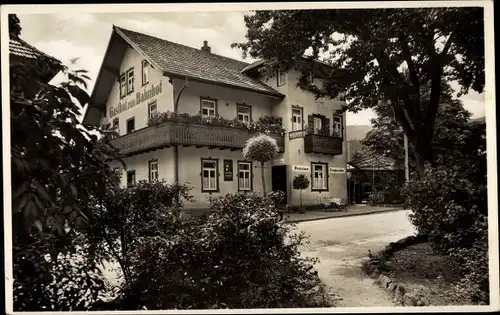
[223, 159, 233, 181]
[292, 165, 310, 172]
[109, 80, 164, 117]
[329, 167, 346, 174]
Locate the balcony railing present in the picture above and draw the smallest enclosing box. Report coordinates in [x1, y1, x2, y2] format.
[111, 121, 285, 156]
[304, 133, 343, 155]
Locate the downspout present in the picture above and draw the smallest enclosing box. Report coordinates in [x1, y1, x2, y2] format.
[173, 77, 188, 206]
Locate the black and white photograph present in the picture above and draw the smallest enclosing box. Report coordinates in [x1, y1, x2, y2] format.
[1, 1, 498, 313]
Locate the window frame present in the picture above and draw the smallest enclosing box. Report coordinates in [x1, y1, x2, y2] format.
[126, 117, 135, 134]
[200, 97, 218, 118]
[126, 67, 134, 95]
[237, 160, 253, 192]
[201, 158, 219, 193]
[126, 170, 136, 188]
[148, 159, 159, 182]
[141, 60, 149, 86]
[333, 114, 343, 138]
[112, 117, 119, 138]
[236, 104, 252, 125]
[311, 162, 328, 192]
[291, 105, 304, 131]
[148, 100, 157, 119]
[277, 69, 285, 87]
[119, 73, 127, 99]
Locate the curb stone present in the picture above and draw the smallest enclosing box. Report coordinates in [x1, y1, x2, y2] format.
[362, 234, 430, 307]
[285, 207, 405, 224]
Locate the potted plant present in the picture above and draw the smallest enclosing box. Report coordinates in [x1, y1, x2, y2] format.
[293, 174, 310, 213]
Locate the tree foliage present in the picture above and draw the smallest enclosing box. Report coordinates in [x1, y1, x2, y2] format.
[233, 8, 484, 176]
[9, 14, 22, 39]
[242, 134, 279, 194]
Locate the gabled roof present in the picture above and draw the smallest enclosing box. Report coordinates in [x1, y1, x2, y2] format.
[115, 26, 282, 97]
[82, 25, 285, 125]
[348, 153, 403, 171]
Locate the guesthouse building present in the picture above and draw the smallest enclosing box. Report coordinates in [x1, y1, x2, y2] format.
[83, 25, 349, 208]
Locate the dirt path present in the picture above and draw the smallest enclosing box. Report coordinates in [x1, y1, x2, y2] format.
[296, 210, 416, 307]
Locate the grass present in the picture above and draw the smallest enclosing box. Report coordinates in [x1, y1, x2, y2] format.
[384, 242, 473, 306]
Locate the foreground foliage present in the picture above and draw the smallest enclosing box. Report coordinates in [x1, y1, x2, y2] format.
[10, 14, 120, 311]
[108, 192, 332, 309]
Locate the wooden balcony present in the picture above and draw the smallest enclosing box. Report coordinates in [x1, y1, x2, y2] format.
[111, 121, 285, 156]
[304, 134, 343, 155]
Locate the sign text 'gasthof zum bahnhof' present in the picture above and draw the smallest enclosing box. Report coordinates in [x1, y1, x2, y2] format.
[109, 81, 163, 118]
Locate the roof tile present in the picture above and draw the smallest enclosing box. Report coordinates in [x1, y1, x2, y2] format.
[115, 26, 283, 97]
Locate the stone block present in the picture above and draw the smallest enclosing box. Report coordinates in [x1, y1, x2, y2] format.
[371, 268, 380, 278]
[387, 282, 397, 294]
[376, 274, 392, 288]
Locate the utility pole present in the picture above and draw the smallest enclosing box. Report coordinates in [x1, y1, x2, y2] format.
[404, 133, 409, 182]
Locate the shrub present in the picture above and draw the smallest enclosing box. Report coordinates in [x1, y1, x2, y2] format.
[293, 175, 310, 208]
[401, 165, 488, 303]
[116, 192, 333, 309]
[85, 180, 193, 286]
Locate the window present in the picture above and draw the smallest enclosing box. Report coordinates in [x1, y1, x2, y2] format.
[313, 117, 323, 133]
[119, 74, 127, 99]
[292, 107, 303, 131]
[201, 98, 217, 117]
[149, 159, 158, 182]
[112, 118, 119, 138]
[148, 100, 157, 119]
[142, 60, 149, 85]
[201, 159, 219, 192]
[237, 105, 251, 124]
[127, 170, 136, 188]
[333, 115, 343, 137]
[238, 161, 252, 191]
[126, 117, 135, 133]
[277, 69, 285, 86]
[126, 68, 134, 94]
[311, 163, 328, 191]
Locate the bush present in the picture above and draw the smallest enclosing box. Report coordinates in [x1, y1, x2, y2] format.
[115, 192, 333, 309]
[401, 165, 488, 303]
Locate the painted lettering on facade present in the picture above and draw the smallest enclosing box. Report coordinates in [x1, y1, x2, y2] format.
[109, 81, 163, 117]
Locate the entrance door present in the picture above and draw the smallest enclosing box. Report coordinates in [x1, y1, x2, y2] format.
[271, 165, 288, 205]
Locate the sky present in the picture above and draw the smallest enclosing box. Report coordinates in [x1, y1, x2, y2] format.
[17, 11, 486, 126]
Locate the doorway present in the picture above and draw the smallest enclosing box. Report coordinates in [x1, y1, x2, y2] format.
[271, 165, 288, 206]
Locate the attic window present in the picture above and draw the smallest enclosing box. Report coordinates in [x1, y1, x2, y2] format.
[142, 60, 149, 85]
[277, 69, 285, 87]
[119, 74, 126, 99]
[127, 68, 134, 94]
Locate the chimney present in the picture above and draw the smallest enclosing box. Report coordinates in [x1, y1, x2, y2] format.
[201, 40, 211, 53]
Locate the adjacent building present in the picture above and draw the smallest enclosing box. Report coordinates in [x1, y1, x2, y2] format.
[82, 25, 348, 208]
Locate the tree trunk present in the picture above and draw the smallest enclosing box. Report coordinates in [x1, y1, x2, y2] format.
[261, 161, 266, 195]
[300, 189, 303, 207]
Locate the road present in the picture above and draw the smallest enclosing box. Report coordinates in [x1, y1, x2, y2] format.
[294, 209, 416, 307]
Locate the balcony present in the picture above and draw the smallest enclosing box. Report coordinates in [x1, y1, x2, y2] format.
[111, 121, 285, 156]
[304, 131, 343, 156]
